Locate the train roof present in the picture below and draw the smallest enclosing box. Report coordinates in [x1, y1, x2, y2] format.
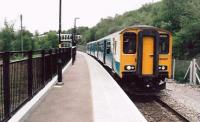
[87, 25, 171, 44]
[120, 25, 171, 34]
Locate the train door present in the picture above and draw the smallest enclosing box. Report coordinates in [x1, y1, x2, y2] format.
[142, 37, 154, 75]
[97, 42, 99, 58]
[103, 40, 106, 64]
[105, 40, 112, 68]
[137, 30, 159, 76]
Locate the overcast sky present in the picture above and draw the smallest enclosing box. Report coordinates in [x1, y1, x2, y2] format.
[0, 0, 160, 34]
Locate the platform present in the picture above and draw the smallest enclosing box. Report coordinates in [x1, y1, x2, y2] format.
[23, 52, 147, 122]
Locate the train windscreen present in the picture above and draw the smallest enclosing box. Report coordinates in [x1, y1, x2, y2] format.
[159, 34, 169, 54]
[123, 32, 136, 54]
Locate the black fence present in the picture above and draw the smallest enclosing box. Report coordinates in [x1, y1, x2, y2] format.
[0, 48, 72, 122]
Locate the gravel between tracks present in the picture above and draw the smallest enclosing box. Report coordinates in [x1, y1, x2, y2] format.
[157, 80, 200, 122]
[134, 98, 184, 122]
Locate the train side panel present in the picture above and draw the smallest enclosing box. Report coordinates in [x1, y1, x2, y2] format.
[105, 39, 113, 68]
[104, 34, 121, 75]
[94, 42, 98, 58]
[98, 40, 104, 63]
[112, 34, 121, 76]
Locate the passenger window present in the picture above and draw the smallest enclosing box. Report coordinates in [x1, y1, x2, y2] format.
[101, 43, 104, 52]
[123, 32, 136, 54]
[97, 43, 99, 51]
[107, 41, 111, 54]
[159, 34, 169, 54]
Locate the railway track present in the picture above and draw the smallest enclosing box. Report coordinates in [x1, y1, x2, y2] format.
[131, 95, 190, 122]
[154, 96, 189, 122]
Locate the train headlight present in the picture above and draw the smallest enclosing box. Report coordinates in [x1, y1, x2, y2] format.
[125, 65, 135, 71]
[158, 65, 167, 71]
[127, 66, 131, 70]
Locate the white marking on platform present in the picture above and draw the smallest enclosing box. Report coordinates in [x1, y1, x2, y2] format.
[80, 52, 147, 122]
[53, 85, 63, 88]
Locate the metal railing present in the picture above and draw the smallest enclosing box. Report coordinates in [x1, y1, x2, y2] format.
[0, 48, 72, 122]
[172, 59, 191, 82]
[183, 59, 200, 85]
[173, 58, 200, 85]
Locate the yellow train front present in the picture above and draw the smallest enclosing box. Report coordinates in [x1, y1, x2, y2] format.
[87, 25, 172, 93]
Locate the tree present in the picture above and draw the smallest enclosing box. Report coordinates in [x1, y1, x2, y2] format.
[174, 21, 200, 59]
[13, 30, 33, 51]
[0, 20, 15, 51]
[46, 31, 58, 48]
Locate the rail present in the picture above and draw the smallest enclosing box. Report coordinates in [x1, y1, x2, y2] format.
[154, 97, 189, 122]
[0, 48, 72, 122]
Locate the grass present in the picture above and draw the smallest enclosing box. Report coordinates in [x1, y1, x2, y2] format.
[174, 59, 191, 83]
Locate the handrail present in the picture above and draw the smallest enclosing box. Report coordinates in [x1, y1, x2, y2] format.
[0, 47, 72, 54]
[0, 47, 73, 121]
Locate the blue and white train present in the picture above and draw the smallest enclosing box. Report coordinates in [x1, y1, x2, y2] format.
[87, 25, 172, 92]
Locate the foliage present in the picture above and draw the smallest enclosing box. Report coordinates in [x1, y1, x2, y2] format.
[12, 30, 34, 51]
[0, 20, 15, 51]
[33, 31, 58, 50]
[1, 0, 200, 59]
[0, 20, 58, 51]
[73, 0, 200, 59]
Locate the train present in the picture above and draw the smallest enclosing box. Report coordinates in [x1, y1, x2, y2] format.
[86, 25, 172, 93]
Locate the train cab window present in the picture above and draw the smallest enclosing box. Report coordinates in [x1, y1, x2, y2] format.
[159, 34, 169, 54]
[123, 32, 136, 54]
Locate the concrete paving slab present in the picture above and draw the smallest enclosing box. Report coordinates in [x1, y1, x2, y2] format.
[26, 53, 93, 122]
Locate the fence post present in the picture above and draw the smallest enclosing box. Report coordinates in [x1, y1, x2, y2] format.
[72, 47, 75, 65]
[41, 50, 45, 85]
[3, 52, 11, 119]
[55, 49, 58, 73]
[49, 49, 52, 79]
[62, 48, 64, 67]
[56, 48, 63, 85]
[192, 59, 197, 85]
[28, 51, 33, 98]
[61, 48, 63, 67]
[190, 60, 193, 84]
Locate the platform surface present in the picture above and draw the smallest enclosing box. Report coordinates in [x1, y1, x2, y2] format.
[25, 52, 147, 122]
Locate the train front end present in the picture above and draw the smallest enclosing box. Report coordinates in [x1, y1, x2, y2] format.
[120, 26, 172, 92]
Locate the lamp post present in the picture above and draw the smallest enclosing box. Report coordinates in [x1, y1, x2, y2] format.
[57, 0, 63, 85]
[72, 17, 79, 46]
[72, 17, 79, 65]
[58, 0, 62, 46]
[20, 14, 23, 52]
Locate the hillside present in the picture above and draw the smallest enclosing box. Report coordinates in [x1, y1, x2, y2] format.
[76, 0, 200, 59]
